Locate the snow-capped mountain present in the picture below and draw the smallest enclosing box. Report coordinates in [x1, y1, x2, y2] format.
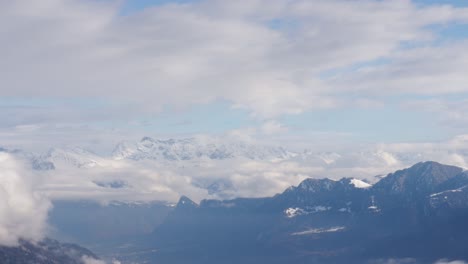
[4, 137, 468, 204]
[112, 136, 296, 161]
[2, 136, 458, 173]
[42, 147, 104, 169]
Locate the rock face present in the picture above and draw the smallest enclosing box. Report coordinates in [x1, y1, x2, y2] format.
[135, 161, 468, 264]
[0, 239, 100, 264]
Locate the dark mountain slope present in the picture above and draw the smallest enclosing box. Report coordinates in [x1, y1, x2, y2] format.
[0, 239, 100, 264]
[106, 162, 468, 263]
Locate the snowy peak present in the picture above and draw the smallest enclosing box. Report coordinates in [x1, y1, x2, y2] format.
[112, 136, 295, 161]
[43, 147, 103, 169]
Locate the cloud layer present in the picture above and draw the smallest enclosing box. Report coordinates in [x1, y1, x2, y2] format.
[1, 0, 468, 118]
[8, 133, 468, 204]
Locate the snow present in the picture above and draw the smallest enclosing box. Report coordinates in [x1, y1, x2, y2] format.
[285, 207, 305, 218]
[292, 226, 345, 236]
[430, 186, 466, 198]
[312, 206, 331, 212]
[112, 136, 295, 161]
[44, 147, 104, 169]
[350, 179, 372, 189]
[284, 206, 332, 218]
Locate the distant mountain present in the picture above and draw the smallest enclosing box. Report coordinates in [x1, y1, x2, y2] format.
[136, 161, 468, 264]
[2, 137, 462, 173]
[110, 136, 428, 167]
[0, 239, 100, 264]
[43, 147, 104, 169]
[1, 137, 448, 173]
[0, 146, 102, 170]
[112, 136, 296, 161]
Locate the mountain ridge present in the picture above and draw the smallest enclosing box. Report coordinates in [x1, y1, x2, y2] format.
[142, 161, 468, 264]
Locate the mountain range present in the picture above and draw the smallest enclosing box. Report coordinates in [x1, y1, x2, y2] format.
[118, 161, 468, 264]
[6, 160, 468, 263]
[4, 136, 436, 171]
[4, 134, 468, 263]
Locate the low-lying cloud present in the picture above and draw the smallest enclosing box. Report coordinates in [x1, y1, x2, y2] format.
[0, 153, 51, 246]
[14, 133, 468, 204]
[434, 260, 468, 264]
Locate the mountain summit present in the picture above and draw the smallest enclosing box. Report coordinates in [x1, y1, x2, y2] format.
[373, 161, 463, 196]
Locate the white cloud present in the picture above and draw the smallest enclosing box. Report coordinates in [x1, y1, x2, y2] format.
[335, 41, 468, 96]
[370, 259, 417, 264]
[1, 0, 468, 120]
[17, 133, 468, 203]
[402, 98, 468, 128]
[434, 260, 468, 264]
[261, 120, 288, 135]
[81, 256, 106, 264]
[2, 0, 468, 206]
[0, 153, 51, 246]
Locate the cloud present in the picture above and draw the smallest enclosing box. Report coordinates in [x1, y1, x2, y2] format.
[35, 157, 313, 203]
[434, 260, 468, 264]
[368, 258, 418, 264]
[1, 0, 468, 120]
[335, 41, 468, 96]
[0, 153, 51, 246]
[260, 120, 288, 135]
[16, 133, 468, 204]
[402, 98, 468, 128]
[3, 131, 468, 205]
[81, 256, 106, 264]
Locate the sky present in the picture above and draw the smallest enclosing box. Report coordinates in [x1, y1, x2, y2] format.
[1, 0, 468, 153]
[2, 0, 468, 245]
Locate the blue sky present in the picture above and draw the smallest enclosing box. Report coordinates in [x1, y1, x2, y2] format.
[115, 0, 468, 143]
[117, 0, 468, 143]
[1, 0, 468, 151]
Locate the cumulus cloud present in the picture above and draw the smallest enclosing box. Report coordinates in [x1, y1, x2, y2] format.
[0, 153, 51, 246]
